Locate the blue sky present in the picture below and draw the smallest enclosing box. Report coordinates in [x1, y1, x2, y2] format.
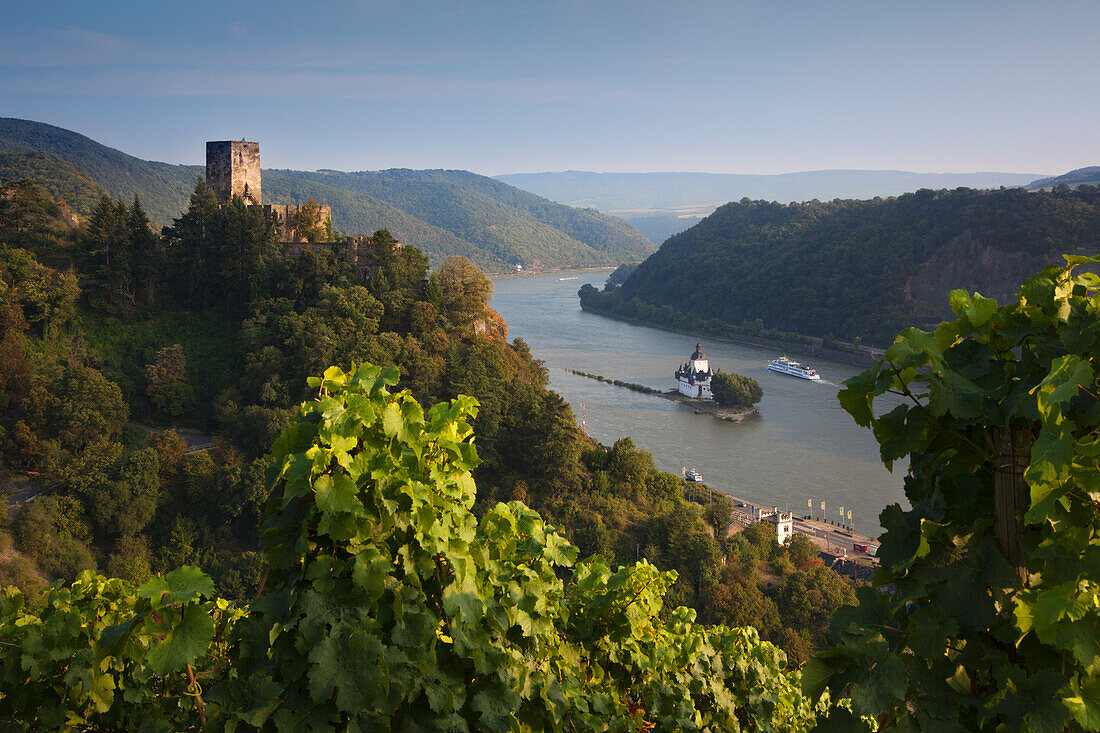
[1, 0, 1096, 175]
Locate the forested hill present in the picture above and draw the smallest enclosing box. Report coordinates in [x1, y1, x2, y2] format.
[583, 186, 1100, 345]
[495, 169, 1044, 245]
[0, 118, 653, 271]
[1027, 166, 1100, 190]
[0, 118, 202, 225]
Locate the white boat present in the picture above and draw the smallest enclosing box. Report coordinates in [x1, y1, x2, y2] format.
[685, 469, 704, 483]
[767, 356, 821, 381]
[558, 276, 578, 281]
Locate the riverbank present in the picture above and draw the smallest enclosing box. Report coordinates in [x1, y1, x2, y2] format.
[565, 368, 757, 421]
[578, 304, 883, 369]
[491, 265, 618, 279]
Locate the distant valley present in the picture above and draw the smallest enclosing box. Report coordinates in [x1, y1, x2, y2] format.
[496, 169, 1046, 243]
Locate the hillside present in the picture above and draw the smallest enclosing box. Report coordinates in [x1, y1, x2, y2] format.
[1027, 166, 1100, 190]
[496, 169, 1045, 243]
[0, 118, 653, 271]
[0, 118, 201, 224]
[581, 186, 1100, 344]
[268, 168, 653, 269]
[0, 151, 107, 217]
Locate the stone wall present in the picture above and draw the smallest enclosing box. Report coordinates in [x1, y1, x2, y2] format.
[263, 204, 333, 243]
[206, 141, 262, 205]
[283, 234, 399, 271]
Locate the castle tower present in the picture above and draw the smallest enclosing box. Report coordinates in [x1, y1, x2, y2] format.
[206, 140, 261, 205]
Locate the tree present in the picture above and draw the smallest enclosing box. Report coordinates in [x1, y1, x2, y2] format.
[86, 448, 161, 539]
[144, 344, 194, 418]
[0, 246, 79, 334]
[126, 197, 160, 306]
[711, 369, 763, 407]
[289, 198, 326, 242]
[165, 180, 220, 307]
[807, 257, 1100, 730]
[430, 255, 494, 328]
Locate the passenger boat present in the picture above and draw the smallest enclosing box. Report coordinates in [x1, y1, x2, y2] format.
[766, 356, 821, 381]
[685, 469, 704, 483]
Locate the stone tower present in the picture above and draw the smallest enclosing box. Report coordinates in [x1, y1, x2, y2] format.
[206, 140, 261, 205]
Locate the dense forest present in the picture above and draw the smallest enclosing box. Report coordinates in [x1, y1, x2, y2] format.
[0, 118, 654, 272]
[3, 168, 1100, 729]
[582, 186, 1100, 344]
[0, 175, 859, 703]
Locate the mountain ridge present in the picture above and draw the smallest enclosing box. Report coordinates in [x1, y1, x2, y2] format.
[0, 118, 653, 271]
[495, 169, 1046, 244]
[1027, 166, 1100, 190]
[581, 186, 1100, 345]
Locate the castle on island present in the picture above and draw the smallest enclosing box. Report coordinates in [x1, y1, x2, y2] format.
[675, 342, 713, 399]
[204, 140, 398, 268]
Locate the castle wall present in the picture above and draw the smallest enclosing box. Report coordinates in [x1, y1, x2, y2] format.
[206, 141, 262, 204]
[263, 204, 333, 243]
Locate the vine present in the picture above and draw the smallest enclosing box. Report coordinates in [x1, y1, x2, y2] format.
[2, 363, 819, 730]
[806, 256, 1100, 731]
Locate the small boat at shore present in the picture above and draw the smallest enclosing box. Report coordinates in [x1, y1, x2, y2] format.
[685, 469, 704, 483]
[767, 356, 821, 381]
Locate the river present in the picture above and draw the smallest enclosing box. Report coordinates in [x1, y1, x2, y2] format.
[491, 270, 908, 537]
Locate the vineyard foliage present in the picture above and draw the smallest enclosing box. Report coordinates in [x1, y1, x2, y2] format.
[1, 363, 818, 731]
[807, 256, 1100, 731]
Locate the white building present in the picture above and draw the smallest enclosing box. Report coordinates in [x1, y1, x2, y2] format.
[675, 342, 713, 399]
[758, 507, 794, 544]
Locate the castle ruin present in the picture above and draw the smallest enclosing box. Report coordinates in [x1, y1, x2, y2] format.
[206, 141, 262, 205]
[205, 140, 379, 258]
[206, 140, 335, 244]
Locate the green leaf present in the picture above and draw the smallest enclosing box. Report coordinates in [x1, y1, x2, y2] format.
[313, 472, 364, 515]
[800, 657, 834, 700]
[138, 566, 214, 605]
[964, 294, 998, 327]
[146, 605, 215, 675]
[1066, 674, 1100, 731]
[927, 370, 984, 420]
[1035, 354, 1093, 414]
[382, 402, 403, 437]
[948, 289, 971, 317]
[884, 328, 940, 369]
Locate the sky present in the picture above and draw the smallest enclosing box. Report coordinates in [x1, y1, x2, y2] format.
[1, 0, 1097, 176]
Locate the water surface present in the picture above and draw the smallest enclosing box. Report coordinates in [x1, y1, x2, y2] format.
[492, 271, 908, 535]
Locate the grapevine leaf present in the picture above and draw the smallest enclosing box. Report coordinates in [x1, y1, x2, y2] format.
[927, 370, 983, 419]
[800, 657, 834, 700]
[313, 472, 364, 515]
[884, 328, 939, 369]
[138, 566, 214, 605]
[1035, 354, 1093, 413]
[1063, 254, 1100, 267]
[99, 617, 139, 650]
[876, 504, 929, 573]
[964, 294, 998, 327]
[145, 605, 215, 675]
[1066, 674, 1100, 731]
[382, 402, 403, 437]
